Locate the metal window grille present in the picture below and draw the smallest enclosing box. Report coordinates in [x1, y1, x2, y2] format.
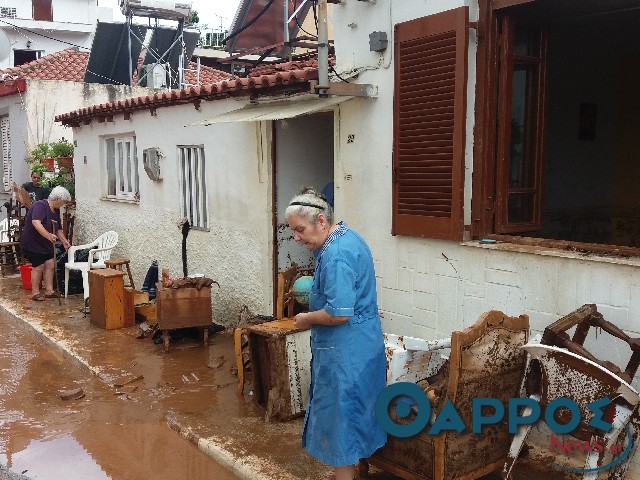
[0, 8, 17, 19]
[178, 146, 207, 229]
[1, 116, 11, 192]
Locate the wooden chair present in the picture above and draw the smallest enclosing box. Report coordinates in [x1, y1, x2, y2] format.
[503, 343, 640, 479]
[234, 263, 300, 395]
[275, 261, 298, 319]
[540, 304, 640, 384]
[361, 310, 530, 480]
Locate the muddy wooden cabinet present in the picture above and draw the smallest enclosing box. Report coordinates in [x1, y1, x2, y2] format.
[246, 318, 311, 421]
[88, 268, 132, 330]
[156, 284, 212, 351]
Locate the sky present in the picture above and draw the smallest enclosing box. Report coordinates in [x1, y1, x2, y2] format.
[100, 0, 243, 32]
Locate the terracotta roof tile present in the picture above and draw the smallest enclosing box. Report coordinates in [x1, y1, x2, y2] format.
[56, 59, 319, 125]
[0, 47, 229, 86]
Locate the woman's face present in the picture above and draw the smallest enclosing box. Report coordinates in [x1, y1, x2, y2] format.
[288, 213, 329, 251]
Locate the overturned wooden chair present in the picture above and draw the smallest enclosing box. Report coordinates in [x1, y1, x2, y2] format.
[361, 310, 529, 480]
[502, 304, 640, 479]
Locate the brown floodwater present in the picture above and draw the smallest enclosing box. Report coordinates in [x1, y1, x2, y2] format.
[0, 309, 237, 480]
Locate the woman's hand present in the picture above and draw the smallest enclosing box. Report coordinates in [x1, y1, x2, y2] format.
[294, 312, 312, 330]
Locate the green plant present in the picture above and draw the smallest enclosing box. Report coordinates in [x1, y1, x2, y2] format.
[30, 163, 47, 175]
[49, 168, 75, 197]
[51, 138, 74, 158]
[25, 143, 53, 164]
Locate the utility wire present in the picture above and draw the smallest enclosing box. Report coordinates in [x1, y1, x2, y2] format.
[293, 0, 318, 39]
[222, 0, 275, 45]
[0, 19, 88, 50]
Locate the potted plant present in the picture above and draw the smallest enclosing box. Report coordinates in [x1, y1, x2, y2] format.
[51, 138, 74, 170]
[26, 143, 55, 171]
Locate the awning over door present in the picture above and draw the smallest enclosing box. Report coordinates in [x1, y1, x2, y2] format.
[190, 95, 354, 125]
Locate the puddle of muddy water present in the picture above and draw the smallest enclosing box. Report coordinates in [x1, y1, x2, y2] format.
[0, 310, 237, 480]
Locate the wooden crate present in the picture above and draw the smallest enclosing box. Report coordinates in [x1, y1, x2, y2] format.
[246, 318, 311, 421]
[123, 287, 149, 324]
[89, 268, 132, 330]
[156, 284, 212, 350]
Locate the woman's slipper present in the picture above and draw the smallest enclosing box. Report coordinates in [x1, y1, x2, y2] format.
[44, 292, 59, 298]
[31, 293, 45, 301]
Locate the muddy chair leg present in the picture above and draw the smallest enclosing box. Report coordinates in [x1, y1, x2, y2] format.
[203, 327, 209, 347]
[357, 460, 369, 479]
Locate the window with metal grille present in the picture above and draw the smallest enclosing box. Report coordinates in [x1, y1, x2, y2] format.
[392, 7, 468, 241]
[178, 146, 208, 229]
[1, 116, 11, 192]
[0, 7, 17, 18]
[105, 136, 138, 200]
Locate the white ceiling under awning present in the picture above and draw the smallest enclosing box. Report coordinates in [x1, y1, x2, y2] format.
[189, 95, 354, 126]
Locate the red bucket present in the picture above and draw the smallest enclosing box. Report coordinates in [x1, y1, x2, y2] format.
[19, 264, 42, 290]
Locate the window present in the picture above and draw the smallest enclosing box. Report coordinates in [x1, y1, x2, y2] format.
[178, 146, 208, 229]
[105, 137, 138, 200]
[0, 7, 17, 19]
[1, 116, 11, 192]
[392, 7, 469, 241]
[476, 0, 640, 250]
[32, 0, 52, 21]
[495, 17, 546, 234]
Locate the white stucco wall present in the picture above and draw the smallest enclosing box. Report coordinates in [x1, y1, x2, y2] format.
[0, 0, 113, 69]
[71, 97, 274, 325]
[0, 80, 152, 199]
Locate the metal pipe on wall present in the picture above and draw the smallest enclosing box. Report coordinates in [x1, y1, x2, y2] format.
[317, 0, 329, 97]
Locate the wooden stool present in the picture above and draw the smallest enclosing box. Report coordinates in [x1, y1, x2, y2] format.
[104, 258, 135, 289]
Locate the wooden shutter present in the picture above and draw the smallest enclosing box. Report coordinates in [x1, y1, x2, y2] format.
[1, 117, 11, 192]
[392, 7, 469, 240]
[32, 0, 52, 21]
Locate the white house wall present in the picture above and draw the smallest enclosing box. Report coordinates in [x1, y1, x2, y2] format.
[331, 1, 640, 385]
[72, 98, 274, 325]
[1, 0, 111, 69]
[0, 80, 152, 201]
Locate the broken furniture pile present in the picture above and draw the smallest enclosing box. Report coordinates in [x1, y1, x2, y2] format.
[237, 293, 640, 479]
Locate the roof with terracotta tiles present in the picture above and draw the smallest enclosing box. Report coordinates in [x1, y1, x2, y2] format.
[0, 47, 229, 86]
[56, 58, 320, 126]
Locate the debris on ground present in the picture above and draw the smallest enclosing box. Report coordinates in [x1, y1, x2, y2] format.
[59, 388, 85, 400]
[113, 375, 143, 388]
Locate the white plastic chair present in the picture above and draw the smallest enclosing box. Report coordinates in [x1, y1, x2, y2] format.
[0, 218, 19, 243]
[64, 231, 118, 299]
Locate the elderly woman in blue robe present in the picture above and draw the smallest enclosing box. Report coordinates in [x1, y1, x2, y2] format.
[285, 186, 386, 480]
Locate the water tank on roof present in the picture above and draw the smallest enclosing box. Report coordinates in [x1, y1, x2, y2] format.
[119, 0, 192, 20]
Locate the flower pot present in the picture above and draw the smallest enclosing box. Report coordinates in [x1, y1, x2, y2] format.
[56, 156, 74, 170]
[42, 158, 55, 171]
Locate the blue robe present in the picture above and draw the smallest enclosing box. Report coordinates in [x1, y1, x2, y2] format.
[302, 222, 387, 466]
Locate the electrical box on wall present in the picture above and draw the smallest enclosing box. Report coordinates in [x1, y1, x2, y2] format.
[143, 147, 163, 181]
[369, 31, 388, 52]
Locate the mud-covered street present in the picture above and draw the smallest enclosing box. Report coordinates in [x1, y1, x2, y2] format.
[0, 308, 237, 480]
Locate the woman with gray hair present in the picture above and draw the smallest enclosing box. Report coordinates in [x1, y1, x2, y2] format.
[20, 186, 72, 301]
[286, 186, 386, 480]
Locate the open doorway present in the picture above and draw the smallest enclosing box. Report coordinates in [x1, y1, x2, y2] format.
[273, 112, 334, 311]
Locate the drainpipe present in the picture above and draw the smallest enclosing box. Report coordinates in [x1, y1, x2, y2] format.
[317, 0, 329, 97]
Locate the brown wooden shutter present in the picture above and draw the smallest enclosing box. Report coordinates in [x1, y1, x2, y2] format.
[392, 7, 469, 240]
[33, 0, 53, 21]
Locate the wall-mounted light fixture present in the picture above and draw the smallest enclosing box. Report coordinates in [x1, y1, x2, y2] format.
[26, 40, 31, 49]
